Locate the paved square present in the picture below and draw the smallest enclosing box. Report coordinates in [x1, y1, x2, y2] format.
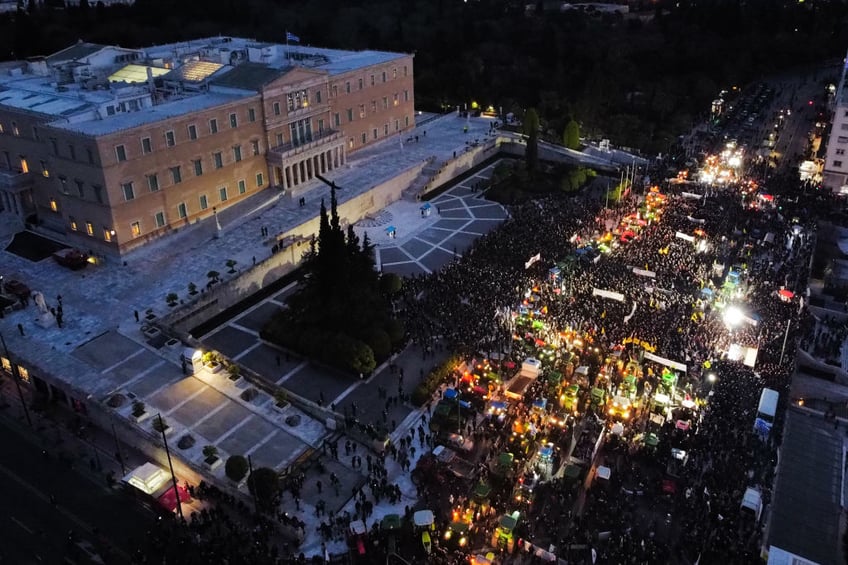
[400, 238, 433, 258]
[168, 386, 228, 426]
[237, 342, 301, 381]
[470, 205, 508, 220]
[202, 325, 257, 358]
[466, 218, 505, 233]
[382, 262, 422, 277]
[249, 428, 308, 470]
[378, 247, 410, 264]
[416, 228, 453, 245]
[234, 302, 280, 333]
[218, 415, 276, 456]
[439, 207, 472, 219]
[73, 332, 142, 370]
[420, 248, 456, 272]
[444, 232, 477, 253]
[433, 219, 469, 230]
[103, 350, 162, 384]
[193, 401, 252, 443]
[129, 365, 182, 399]
[283, 363, 352, 403]
[298, 459, 367, 514]
[148, 377, 205, 413]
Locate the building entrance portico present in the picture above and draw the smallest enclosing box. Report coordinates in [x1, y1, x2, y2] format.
[270, 139, 345, 198]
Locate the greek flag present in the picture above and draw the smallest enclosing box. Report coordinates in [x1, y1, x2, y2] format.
[286, 32, 300, 43]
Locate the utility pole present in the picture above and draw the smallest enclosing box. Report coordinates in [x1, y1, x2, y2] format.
[0, 331, 32, 427]
[779, 318, 792, 365]
[158, 413, 183, 520]
[247, 454, 260, 513]
[110, 412, 126, 475]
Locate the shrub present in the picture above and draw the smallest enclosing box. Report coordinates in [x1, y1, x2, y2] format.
[202, 445, 218, 459]
[131, 400, 146, 417]
[166, 292, 178, 307]
[152, 417, 168, 432]
[225, 455, 249, 482]
[188, 282, 198, 295]
[177, 435, 195, 450]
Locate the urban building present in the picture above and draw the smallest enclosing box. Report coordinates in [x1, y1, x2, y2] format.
[0, 37, 415, 255]
[822, 55, 848, 194]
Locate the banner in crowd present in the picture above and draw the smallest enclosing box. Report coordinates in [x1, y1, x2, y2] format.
[675, 232, 695, 242]
[632, 267, 656, 278]
[643, 351, 687, 372]
[525, 253, 541, 269]
[686, 216, 707, 224]
[681, 192, 702, 200]
[622, 336, 657, 352]
[727, 343, 759, 368]
[593, 288, 625, 302]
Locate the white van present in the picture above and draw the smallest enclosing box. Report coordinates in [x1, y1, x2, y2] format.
[754, 388, 779, 436]
[740, 487, 763, 522]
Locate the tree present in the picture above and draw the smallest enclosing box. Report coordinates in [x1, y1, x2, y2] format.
[225, 259, 237, 273]
[563, 118, 580, 150]
[523, 108, 540, 174]
[225, 455, 249, 482]
[166, 292, 178, 307]
[247, 466, 280, 512]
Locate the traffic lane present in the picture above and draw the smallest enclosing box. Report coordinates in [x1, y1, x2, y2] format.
[0, 417, 155, 560]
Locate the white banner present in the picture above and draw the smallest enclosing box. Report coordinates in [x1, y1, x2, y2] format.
[643, 351, 687, 373]
[675, 232, 695, 242]
[593, 288, 625, 302]
[593, 254, 601, 264]
[632, 268, 656, 278]
[525, 253, 541, 269]
[681, 192, 702, 200]
[686, 216, 707, 224]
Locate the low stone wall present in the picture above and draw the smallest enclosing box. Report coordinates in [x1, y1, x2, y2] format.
[419, 138, 500, 197]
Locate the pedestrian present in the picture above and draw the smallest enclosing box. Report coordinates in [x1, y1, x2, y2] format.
[17, 323, 23, 336]
[134, 310, 139, 323]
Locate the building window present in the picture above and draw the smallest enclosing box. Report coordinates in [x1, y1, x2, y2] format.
[373, 128, 378, 140]
[92, 185, 103, 203]
[332, 85, 338, 97]
[103, 228, 112, 242]
[75, 179, 84, 198]
[286, 93, 295, 112]
[370, 74, 375, 86]
[348, 137, 354, 149]
[238, 179, 246, 194]
[188, 124, 197, 140]
[199, 194, 208, 210]
[213, 152, 223, 169]
[193, 158, 203, 176]
[405, 116, 409, 127]
[219, 186, 228, 202]
[87, 148, 95, 164]
[384, 123, 389, 136]
[361, 132, 366, 145]
[334, 113, 340, 127]
[170, 166, 182, 184]
[141, 137, 152, 154]
[318, 119, 325, 134]
[347, 108, 353, 122]
[393, 93, 399, 106]
[275, 133, 283, 147]
[393, 68, 397, 79]
[256, 172, 264, 187]
[251, 140, 260, 156]
[17, 365, 29, 383]
[381, 71, 386, 83]
[177, 202, 187, 219]
[273, 102, 281, 116]
[371, 100, 377, 114]
[248, 108, 256, 122]
[19, 156, 28, 174]
[143, 173, 157, 192]
[395, 119, 399, 131]
[11, 121, 19, 136]
[69, 216, 77, 231]
[210, 118, 219, 134]
[358, 78, 363, 90]
[404, 90, 409, 102]
[49, 198, 58, 212]
[165, 131, 175, 147]
[0, 122, 3, 134]
[40, 160, 49, 178]
[115, 144, 127, 162]
[59, 176, 68, 194]
[844, 110, 848, 117]
[229, 113, 238, 128]
[68, 144, 76, 161]
[154, 211, 166, 228]
[122, 182, 135, 201]
[839, 136, 848, 144]
[345, 81, 351, 94]
[382, 97, 388, 110]
[50, 138, 58, 155]
[130, 221, 140, 237]
[233, 145, 242, 162]
[315, 90, 322, 104]
[359, 104, 365, 118]
[837, 149, 846, 156]
[86, 221, 94, 236]
[836, 160, 844, 168]
[403, 65, 408, 77]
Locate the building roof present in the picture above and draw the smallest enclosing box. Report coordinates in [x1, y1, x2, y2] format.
[280, 44, 407, 76]
[767, 408, 843, 565]
[210, 62, 290, 91]
[108, 64, 170, 84]
[45, 41, 109, 64]
[47, 91, 251, 136]
[162, 60, 226, 84]
[0, 80, 100, 117]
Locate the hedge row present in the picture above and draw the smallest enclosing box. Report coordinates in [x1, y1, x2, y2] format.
[411, 355, 463, 406]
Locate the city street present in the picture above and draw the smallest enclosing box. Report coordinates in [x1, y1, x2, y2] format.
[0, 408, 156, 564]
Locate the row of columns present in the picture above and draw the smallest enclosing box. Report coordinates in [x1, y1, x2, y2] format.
[279, 146, 344, 191]
[0, 190, 22, 217]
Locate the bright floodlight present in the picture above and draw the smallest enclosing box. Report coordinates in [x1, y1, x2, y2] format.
[724, 306, 744, 328]
[707, 373, 717, 383]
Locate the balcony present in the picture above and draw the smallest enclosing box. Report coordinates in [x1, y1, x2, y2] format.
[267, 129, 342, 165]
[0, 169, 33, 193]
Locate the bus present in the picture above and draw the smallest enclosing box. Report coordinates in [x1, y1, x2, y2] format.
[754, 388, 779, 437]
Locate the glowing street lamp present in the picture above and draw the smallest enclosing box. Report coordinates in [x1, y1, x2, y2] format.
[723, 306, 744, 328]
[707, 373, 717, 383]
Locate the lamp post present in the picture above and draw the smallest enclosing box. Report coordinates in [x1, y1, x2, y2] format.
[157, 413, 183, 520]
[0, 331, 32, 427]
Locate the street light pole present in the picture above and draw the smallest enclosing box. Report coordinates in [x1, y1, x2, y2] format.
[0, 331, 32, 427]
[779, 318, 792, 365]
[157, 413, 183, 520]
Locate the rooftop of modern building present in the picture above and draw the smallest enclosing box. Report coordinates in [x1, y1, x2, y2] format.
[208, 63, 291, 92]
